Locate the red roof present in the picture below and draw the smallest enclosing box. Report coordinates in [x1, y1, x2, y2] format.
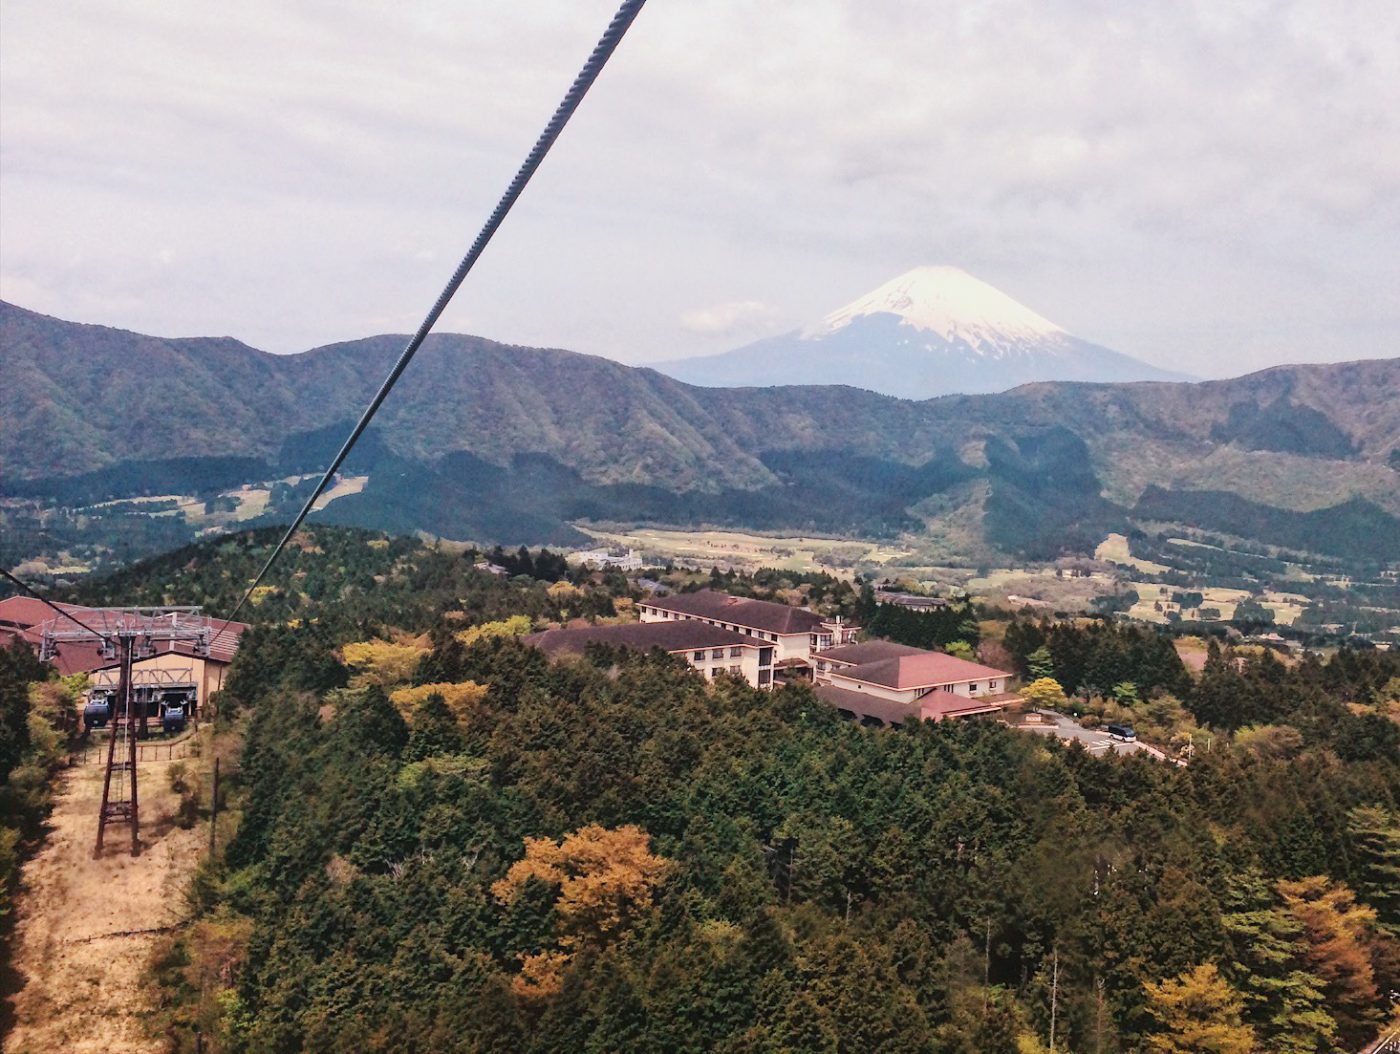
[817, 640, 927, 666]
[0, 596, 247, 673]
[829, 650, 1010, 691]
[526, 621, 766, 658]
[814, 683, 1008, 725]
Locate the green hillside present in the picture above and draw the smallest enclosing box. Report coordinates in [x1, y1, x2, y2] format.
[56, 527, 1400, 1053]
[4, 301, 1398, 563]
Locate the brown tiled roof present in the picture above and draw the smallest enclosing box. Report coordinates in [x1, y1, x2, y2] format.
[526, 621, 765, 659]
[643, 591, 826, 635]
[829, 650, 1011, 691]
[814, 683, 920, 726]
[814, 682, 1008, 725]
[0, 596, 247, 672]
[978, 690, 1026, 705]
[818, 640, 927, 666]
[919, 688, 1008, 720]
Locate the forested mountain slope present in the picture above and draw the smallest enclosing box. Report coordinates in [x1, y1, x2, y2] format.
[65, 527, 1400, 1053]
[4, 301, 1398, 560]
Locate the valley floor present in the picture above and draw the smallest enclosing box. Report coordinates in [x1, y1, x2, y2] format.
[5, 746, 204, 1053]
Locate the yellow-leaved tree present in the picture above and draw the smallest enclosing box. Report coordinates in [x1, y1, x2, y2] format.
[1021, 677, 1067, 709]
[387, 681, 488, 726]
[341, 638, 429, 688]
[455, 614, 533, 647]
[1277, 875, 1382, 1042]
[492, 824, 671, 997]
[1143, 963, 1256, 1054]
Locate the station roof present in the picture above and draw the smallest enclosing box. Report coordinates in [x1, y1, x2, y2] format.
[0, 596, 248, 674]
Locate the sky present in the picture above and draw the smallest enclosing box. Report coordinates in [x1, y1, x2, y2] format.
[1, 0, 1397, 378]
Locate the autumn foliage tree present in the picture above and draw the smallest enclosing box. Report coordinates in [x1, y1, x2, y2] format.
[1277, 876, 1385, 1044]
[492, 824, 671, 996]
[1143, 963, 1257, 1054]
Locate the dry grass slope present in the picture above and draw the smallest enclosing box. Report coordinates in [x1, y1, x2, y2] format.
[6, 748, 205, 1054]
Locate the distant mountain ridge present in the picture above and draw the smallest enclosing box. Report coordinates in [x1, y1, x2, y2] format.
[657, 266, 1191, 398]
[3, 300, 1398, 562]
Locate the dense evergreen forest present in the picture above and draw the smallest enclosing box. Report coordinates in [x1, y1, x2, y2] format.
[27, 528, 1400, 1050]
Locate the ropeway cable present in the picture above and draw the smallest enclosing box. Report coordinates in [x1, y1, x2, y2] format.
[209, 0, 648, 646]
[1, 566, 114, 642]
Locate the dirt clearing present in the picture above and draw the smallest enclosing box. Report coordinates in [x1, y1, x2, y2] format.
[5, 747, 205, 1053]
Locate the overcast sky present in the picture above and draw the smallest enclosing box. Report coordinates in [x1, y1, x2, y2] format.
[2, 1, 1397, 377]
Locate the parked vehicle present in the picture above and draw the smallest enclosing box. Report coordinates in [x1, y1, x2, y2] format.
[1107, 723, 1137, 742]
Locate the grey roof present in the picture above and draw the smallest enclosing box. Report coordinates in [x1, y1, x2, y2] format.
[817, 640, 928, 666]
[526, 621, 765, 658]
[642, 590, 826, 635]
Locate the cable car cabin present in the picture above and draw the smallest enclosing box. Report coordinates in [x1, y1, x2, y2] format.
[83, 690, 114, 730]
[82, 685, 198, 736]
[161, 689, 193, 734]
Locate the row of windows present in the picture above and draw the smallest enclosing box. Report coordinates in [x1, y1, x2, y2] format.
[698, 665, 744, 680]
[648, 608, 783, 643]
[691, 647, 746, 661]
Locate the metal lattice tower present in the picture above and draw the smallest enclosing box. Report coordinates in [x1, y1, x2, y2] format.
[39, 607, 211, 857]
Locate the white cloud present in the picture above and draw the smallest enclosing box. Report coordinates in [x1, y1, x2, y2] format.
[1, 1, 1396, 376]
[679, 300, 781, 338]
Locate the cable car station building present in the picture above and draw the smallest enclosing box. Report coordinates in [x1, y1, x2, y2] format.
[0, 596, 247, 728]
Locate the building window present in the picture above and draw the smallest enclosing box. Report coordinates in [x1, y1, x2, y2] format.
[729, 665, 742, 676]
[969, 683, 978, 692]
[759, 670, 772, 685]
[709, 668, 720, 679]
[989, 680, 997, 689]
[711, 649, 725, 660]
[693, 650, 705, 661]
[730, 646, 743, 658]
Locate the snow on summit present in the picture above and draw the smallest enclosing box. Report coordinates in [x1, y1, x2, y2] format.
[657, 264, 1187, 397]
[814, 266, 1067, 347]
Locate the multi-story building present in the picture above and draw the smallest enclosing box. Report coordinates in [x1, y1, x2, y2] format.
[811, 640, 1017, 726]
[525, 620, 777, 688]
[637, 590, 857, 665]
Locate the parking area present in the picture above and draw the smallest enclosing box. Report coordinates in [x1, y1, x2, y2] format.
[1017, 710, 1169, 760]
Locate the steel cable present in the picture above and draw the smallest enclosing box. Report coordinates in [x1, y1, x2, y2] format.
[210, 0, 648, 644]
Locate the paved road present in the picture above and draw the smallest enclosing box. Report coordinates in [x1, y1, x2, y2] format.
[1019, 710, 1170, 760]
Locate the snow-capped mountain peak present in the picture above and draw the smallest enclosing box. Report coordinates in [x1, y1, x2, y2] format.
[811, 265, 1066, 347]
[656, 264, 1189, 398]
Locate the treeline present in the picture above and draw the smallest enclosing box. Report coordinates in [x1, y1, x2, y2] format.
[1002, 617, 1400, 755]
[1004, 619, 1191, 701]
[862, 598, 981, 652]
[1132, 486, 1400, 565]
[154, 601, 1400, 1051]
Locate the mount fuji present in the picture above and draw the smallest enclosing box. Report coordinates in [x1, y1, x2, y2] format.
[657, 266, 1190, 399]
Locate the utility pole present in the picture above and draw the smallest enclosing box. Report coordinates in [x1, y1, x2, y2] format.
[983, 917, 992, 1014]
[210, 756, 221, 856]
[1049, 945, 1060, 1054]
[94, 633, 139, 855]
